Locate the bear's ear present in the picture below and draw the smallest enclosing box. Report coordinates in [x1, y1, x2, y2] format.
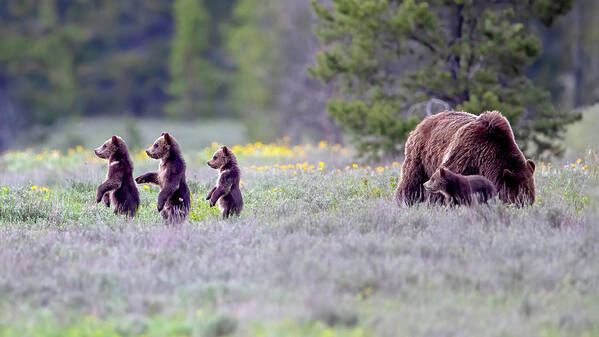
[222, 146, 230, 156]
[112, 135, 118, 144]
[503, 169, 516, 181]
[527, 159, 535, 173]
[439, 167, 447, 178]
[162, 132, 171, 145]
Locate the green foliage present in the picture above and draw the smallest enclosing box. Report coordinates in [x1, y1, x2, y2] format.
[310, 0, 581, 159]
[167, 0, 221, 119]
[226, 0, 281, 139]
[0, 1, 173, 125]
[0, 2, 80, 125]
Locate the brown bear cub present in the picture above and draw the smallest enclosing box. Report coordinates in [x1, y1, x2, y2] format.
[206, 146, 243, 219]
[423, 167, 497, 206]
[94, 135, 140, 217]
[135, 133, 190, 224]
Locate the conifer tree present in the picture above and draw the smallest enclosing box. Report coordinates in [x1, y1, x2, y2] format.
[310, 0, 580, 159]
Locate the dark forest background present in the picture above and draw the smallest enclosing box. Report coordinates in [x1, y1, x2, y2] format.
[0, 0, 597, 157]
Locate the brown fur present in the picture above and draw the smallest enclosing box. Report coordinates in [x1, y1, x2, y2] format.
[94, 136, 140, 217]
[135, 133, 190, 224]
[395, 110, 535, 206]
[424, 167, 497, 206]
[206, 146, 243, 219]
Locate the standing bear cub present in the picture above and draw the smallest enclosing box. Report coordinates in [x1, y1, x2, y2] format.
[94, 135, 140, 217]
[423, 167, 497, 206]
[206, 146, 243, 219]
[135, 133, 190, 224]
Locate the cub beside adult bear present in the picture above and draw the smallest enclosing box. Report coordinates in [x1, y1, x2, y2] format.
[424, 167, 497, 206]
[136, 133, 190, 224]
[396, 110, 535, 206]
[94, 136, 140, 217]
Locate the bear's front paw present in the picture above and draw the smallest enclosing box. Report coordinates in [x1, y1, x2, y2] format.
[209, 200, 216, 207]
[135, 176, 145, 184]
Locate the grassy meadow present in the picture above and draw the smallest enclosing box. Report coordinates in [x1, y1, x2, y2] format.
[1, 138, 599, 337]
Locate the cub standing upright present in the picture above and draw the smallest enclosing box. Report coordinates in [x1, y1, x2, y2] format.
[94, 136, 140, 217]
[206, 146, 243, 219]
[135, 133, 190, 224]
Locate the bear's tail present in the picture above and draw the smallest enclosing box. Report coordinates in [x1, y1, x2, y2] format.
[476, 111, 514, 141]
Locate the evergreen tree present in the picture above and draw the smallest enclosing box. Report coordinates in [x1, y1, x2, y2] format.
[310, 0, 581, 159]
[167, 0, 219, 119]
[0, 1, 80, 125]
[226, 0, 281, 139]
[227, 0, 340, 143]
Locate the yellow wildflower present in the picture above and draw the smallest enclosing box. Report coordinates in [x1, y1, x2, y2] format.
[293, 171, 297, 175]
[352, 163, 358, 168]
[577, 158, 583, 164]
[392, 161, 399, 166]
[144, 185, 149, 190]
[376, 166, 385, 172]
[582, 165, 589, 171]
[31, 185, 38, 190]
[76, 145, 84, 152]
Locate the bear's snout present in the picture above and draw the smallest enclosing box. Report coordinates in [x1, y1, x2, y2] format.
[145, 150, 151, 156]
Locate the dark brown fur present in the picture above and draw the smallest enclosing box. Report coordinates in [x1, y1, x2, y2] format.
[135, 133, 190, 224]
[395, 110, 535, 206]
[94, 136, 140, 217]
[424, 167, 497, 206]
[206, 146, 243, 219]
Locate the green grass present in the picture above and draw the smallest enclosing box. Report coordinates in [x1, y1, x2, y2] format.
[1, 143, 598, 337]
[564, 104, 599, 159]
[13, 116, 248, 152]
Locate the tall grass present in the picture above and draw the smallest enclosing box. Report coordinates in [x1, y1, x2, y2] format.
[0, 141, 598, 337]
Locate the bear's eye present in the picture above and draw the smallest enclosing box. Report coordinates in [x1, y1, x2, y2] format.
[213, 156, 216, 160]
[102, 144, 106, 148]
[153, 144, 157, 148]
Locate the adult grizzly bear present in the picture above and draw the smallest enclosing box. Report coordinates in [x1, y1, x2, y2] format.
[135, 133, 190, 224]
[94, 136, 140, 217]
[395, 110, 535, 205]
